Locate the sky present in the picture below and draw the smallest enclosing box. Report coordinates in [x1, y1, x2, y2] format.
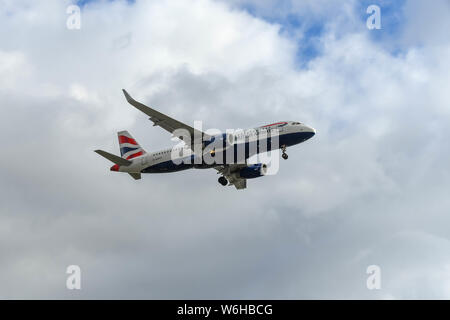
[0, 0, 449, 299]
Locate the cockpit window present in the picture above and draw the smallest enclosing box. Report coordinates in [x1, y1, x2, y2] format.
[292, 122, 302, 125]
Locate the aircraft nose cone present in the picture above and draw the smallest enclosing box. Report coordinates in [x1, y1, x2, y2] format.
[305, 126, 316, 139]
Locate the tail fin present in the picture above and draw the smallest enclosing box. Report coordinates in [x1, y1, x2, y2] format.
[117, 131, 146, 160]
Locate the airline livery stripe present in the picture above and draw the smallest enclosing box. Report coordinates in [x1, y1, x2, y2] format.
[127, 151, 144, 160]
[119, 142, 139, 149]
[261, 122, 288, 127]
[119, 136, 138, 145]
[120, 146, 139, 155]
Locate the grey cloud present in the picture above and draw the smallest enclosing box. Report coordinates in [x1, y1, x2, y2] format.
[0, 0, 449, 299]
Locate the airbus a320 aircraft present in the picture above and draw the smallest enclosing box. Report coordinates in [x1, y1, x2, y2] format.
[95, 90, 315, 189]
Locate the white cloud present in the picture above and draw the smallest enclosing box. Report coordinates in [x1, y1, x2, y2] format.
[0, 0, 449, 298]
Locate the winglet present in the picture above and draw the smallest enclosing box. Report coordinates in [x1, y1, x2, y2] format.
[122, 89, 155, 117]
[122, 89, 134, 104]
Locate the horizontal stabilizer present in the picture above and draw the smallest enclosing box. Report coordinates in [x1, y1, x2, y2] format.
[94, 150, 131, 166]
[128, 172, 141, 180]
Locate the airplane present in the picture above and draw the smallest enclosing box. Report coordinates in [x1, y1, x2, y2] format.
[95, 90, 316, 189]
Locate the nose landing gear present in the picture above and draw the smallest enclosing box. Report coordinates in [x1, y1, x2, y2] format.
[218, 176, 228, 186]
[281, 145, 288, 160]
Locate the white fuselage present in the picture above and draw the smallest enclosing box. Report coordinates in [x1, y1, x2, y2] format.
[117, 121, 315, 174]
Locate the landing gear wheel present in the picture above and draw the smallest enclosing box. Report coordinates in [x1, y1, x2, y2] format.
[281, 145, 288, 160]
[218, 176, 228, 186]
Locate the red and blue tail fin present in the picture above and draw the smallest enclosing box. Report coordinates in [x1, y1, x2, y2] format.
[117, 131, 146, 160]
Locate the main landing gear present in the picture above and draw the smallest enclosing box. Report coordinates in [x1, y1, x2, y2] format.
[218, 176, 228, 186]
[281, 145, 288, 160]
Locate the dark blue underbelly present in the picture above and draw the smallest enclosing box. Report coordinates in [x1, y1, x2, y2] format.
[142, 132, 314, 173]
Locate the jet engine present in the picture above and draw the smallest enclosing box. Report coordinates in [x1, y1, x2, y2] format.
[239, 163, 268, 179]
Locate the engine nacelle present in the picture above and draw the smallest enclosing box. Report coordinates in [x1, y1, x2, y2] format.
[239, 163, 268, 179]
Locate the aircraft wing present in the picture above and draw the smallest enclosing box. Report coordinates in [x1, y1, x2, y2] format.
[122, 89, 210, 148]
[215, 164, 248, 190]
